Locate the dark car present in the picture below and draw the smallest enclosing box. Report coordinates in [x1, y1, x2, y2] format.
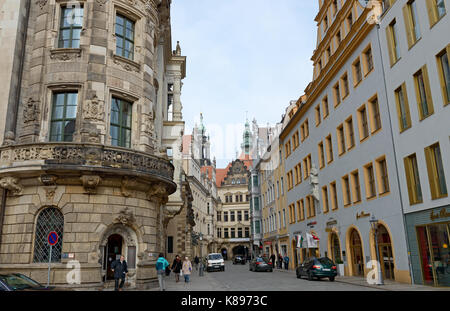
[0, 273, 70, 291]
[296, 257, 337, 281]
[233, 255, 246, 265]
[249, 257, 273, 272]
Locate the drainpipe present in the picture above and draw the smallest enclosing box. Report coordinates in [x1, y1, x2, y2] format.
[375, 23, 414, 285]
[0, 189, 7, 246]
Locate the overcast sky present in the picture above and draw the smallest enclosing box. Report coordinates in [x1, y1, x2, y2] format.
[171, 0, 319, 168]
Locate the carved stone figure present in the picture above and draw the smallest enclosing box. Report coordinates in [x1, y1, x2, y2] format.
[114, 207, 136, 226]
[80, 175, 102, 194]
[23, 98, 40, 125]
[310, 164, 320, 202]
[121, 176, 138, 197]
[0, 177, 23, 196]
[147, 182, 168, 203]
[84, 96, 104, 121]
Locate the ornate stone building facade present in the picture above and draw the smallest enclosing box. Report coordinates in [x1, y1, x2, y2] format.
[0, 0, 189, 289]
[181, 114, 218, 259]
[215, 122, 253, 259]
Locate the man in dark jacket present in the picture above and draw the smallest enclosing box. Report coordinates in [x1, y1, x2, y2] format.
[111, 255, 128, 291]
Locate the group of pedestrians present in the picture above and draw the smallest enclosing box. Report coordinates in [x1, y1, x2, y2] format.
[269, 253, 290, 270]
[156, 253, 193, 291]
[111, 253, 196, 291]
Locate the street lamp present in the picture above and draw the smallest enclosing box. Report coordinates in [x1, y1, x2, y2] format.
[370, 216, 384, 285]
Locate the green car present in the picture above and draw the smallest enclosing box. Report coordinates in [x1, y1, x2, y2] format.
[296, 257, 337, 281]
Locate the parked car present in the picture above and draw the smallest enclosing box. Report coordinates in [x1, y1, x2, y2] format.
[296, 257, 337, 281]
[0, 273, 70, 291]
[206, 253, 225, 272]
[249, 257, 273, 272]
[233, 255, 246, 265]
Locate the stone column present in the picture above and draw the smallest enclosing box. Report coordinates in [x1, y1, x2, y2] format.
[172, 74, 183, 121]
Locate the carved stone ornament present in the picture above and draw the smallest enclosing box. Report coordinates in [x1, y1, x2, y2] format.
[143, 114, 155, 136]
[36, 0, 48, 10]
[23, 98, 40, 125]
[0, 143, 175, 181]
[50, 48, 82, 61]
[96, 0, 107, 6]
[80, 175, 102, 194]
[147, 182, 168, 203]
[121, 176, 138, 197]
[84, 96, 104, 121]
[2, 132, 16, 146]
[39, 174, 58, 186]
[0, 177, 23, 196]
[44, 186, 57, 201]
[114, 207, 136, 226]
[113, 55, 141, 73]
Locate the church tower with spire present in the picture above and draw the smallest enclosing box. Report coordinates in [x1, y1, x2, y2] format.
[241, 119, 253, 159]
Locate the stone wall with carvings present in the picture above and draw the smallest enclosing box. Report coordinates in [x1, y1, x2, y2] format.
[0, 181, 161, 287]
[10, 0, 167, 155]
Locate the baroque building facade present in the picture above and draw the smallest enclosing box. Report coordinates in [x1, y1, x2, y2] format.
[215, 121, 253, 259]
[0, 0, 189, 289]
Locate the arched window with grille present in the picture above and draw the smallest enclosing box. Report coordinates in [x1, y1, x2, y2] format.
[33, 207, 64, 263]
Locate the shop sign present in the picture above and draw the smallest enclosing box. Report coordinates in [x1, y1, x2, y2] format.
[264, 241, 272, 245]
[356, 211, 371, 219]
[326, 220, 337, 226]
[430, 208, 450, 221]
[307, 221, 317, 227]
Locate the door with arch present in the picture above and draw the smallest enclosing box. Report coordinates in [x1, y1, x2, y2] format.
[330, 233, 342, 263]
[104, 234, 123, 280]
[377, 225, 395, 280]
[350, 229, 364, 276]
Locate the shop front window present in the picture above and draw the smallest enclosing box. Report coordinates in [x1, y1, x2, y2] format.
[417, 223, 450, 286]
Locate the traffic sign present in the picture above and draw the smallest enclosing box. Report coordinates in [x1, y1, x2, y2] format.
[48, 231, 59, 246]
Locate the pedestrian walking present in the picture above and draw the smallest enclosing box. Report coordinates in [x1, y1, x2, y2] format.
[194, 256, 199, 271]
[284, 255, 290, 270]
[182, 256, 193, 286]
[270, 254, 276, 267]
[111, 255, 128, 291]
[171, 255, 182, 282]
[156, 253, 169, 291]
[278, 254, 283, 269]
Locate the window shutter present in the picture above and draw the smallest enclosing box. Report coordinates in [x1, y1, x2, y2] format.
[446, 45, 450, 104]
[424, 147, 438, 199]
[422, 64, 435, 115]
[402, 83, 412, 128]
[386, 26, 395, 65]
[425, 0, 437, 27]
[403, 5, 414, 48]
[403, 158, 415, 205]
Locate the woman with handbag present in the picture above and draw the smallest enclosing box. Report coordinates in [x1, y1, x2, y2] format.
[171, 255, 182, 282]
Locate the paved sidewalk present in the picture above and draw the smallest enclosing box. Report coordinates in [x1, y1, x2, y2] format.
[272, 267, 450, 291]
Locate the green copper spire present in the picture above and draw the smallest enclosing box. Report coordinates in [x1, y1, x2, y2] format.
[241, 118, 252, 155]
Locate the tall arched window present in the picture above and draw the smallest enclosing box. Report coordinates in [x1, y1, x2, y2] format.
[33, 207, 64, 263]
